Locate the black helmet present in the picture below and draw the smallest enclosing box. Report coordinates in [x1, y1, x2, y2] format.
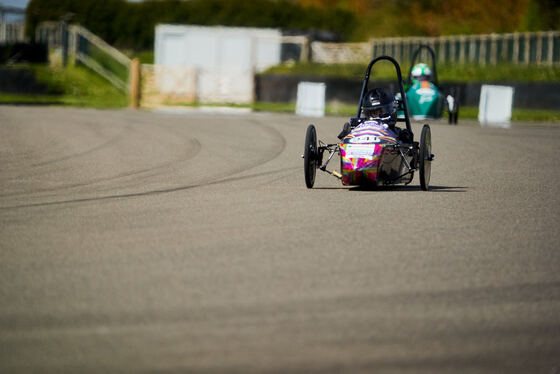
[361, 88, 395, 119]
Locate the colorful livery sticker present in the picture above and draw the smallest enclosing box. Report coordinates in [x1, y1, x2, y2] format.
[344, 143, 377, 159]
[339, 121, 397, 185]
[343, 121, 398, 145]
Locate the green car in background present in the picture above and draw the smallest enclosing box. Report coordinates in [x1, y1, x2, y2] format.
[403, 45, 459, 124]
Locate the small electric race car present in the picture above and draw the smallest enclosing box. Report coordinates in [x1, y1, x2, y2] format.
[405, 44, 459, 124]
[303, 55, 434, 190]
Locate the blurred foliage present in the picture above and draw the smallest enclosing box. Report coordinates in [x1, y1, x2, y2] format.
[25, 0, 559, 47]
[264, 61, 560, 82]
[130, 50, 154, 64]
[26, 0, 356, 50]
[299, 0, 559, 40]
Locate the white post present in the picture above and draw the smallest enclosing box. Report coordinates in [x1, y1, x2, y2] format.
[478, 85, 515, 126]
[296, 82, 326, 118]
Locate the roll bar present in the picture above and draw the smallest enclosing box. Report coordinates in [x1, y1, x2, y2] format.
[355, 55, 412, 135]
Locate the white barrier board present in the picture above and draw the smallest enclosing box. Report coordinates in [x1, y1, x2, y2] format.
[296, 82, 326, 117]
[478, 85, 514, 126]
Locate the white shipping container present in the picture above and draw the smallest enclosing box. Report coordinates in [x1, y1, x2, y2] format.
[154, 25, 282, 103]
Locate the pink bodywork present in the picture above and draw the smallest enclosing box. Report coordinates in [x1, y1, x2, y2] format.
[339, 121, 398, 186]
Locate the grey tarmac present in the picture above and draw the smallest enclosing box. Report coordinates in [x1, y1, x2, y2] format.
[1, 106, 559, 373]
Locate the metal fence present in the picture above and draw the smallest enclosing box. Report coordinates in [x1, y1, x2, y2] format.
[0, 22, 25, 43]
[36, 22, 131, 92]
[1, 5, 26, 43]
[312, 31, 560, 65]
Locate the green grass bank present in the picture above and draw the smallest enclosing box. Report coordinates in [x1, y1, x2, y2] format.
[0, 64, 128, 108]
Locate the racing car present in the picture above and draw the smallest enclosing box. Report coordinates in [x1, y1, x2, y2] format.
[303, 55, 434, 190]
[405, 44, 459, 124]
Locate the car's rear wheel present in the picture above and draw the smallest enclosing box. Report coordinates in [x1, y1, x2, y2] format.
[304, 124, 318, 188]
[419, 124, 432, 191]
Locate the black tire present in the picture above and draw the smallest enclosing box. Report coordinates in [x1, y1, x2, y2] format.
[419, 124, 432, 191]
[453, 101, 459, 124]
[304, 124, 318, 188]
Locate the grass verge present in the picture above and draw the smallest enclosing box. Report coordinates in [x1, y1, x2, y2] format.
[253, 102, 560, 122]
[450, 107, 560, 122]
[264, 62, 560, 83]
[0, 64, 128, 108]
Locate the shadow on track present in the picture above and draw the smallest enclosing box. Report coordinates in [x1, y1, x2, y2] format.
[349, 185, 468, 192]
[314, 185, 467, 192]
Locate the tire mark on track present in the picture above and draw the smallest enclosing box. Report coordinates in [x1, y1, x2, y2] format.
[0, 137, 202, 199]
[31, 123, 133, 167]
[0, 123, 203, 199]
[0, 167, 298, 210]
[0, 114, 288, 207]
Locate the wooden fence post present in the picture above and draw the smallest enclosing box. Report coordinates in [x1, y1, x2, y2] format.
[548, 31, 554, 65]
[501, 33, 510, 62]
[71, 26, 78, 66]
[449, 36, 455, 63]
[129, 58, 141, 109]
[536, 31, 543, 65]
[524, 32, 530, 64]
[469, 36, 475, 62]
[490, 33, 497, 65]
[459, 36, 465, 63]
[301, 36, 310, 63]
[479, 35, 486, 65]
[513, 32, 519, 64]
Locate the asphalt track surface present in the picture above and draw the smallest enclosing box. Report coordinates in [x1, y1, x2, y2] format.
[1, 106, 559, 374]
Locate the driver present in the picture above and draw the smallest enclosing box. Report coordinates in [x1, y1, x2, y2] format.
[360, 87, 397, 127]
[338, 87, 411, 141]
[411, 63, 432, 82]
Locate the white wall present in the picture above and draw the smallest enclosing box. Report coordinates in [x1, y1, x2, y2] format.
[154, 24, 282, 103]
